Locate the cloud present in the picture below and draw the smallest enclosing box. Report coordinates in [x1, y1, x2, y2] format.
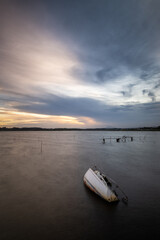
[0, 0, 160, 127]
[0, 108, 85, 128]
[95, 66, 129, 83]
[55, 0, 160, 80]
[142, 89, 148, 95]
[154, 81, 160, 89]
[148, 91, 156, 102]
[3, 92, 158, 128]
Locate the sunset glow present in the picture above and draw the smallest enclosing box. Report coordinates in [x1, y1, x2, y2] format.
[0, 108, 107, 128]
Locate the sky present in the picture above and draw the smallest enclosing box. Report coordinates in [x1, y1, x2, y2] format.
[0, 0, 160, 128]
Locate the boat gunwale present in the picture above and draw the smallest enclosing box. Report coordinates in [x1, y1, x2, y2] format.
[88, 168, 111, 188]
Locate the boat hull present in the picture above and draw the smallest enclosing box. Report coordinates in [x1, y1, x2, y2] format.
[84, 168, 118, 202]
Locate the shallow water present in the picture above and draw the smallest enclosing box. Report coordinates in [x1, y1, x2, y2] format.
[0, 131, 160, 240]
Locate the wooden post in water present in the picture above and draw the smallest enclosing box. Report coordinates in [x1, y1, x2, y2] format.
[41, 140, 42, 153]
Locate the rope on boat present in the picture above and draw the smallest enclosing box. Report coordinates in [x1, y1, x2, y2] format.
[106, 175, 128, 203]
[93, 166, 128, 203]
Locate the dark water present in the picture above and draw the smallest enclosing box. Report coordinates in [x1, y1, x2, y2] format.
[0, 131, 160, 240]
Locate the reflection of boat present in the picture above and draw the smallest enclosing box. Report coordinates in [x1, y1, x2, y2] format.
[83, 167, 128, 203]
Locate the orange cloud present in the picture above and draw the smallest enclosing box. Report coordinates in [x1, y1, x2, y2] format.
[0, 108, 106, 128]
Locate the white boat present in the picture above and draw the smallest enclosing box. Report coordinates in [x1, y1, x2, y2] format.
[84, 167, 128, 203]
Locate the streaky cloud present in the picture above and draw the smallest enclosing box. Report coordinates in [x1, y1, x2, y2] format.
[0, 0, 160, 127]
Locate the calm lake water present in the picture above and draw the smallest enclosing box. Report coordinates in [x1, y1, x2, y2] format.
[0, 131, 160, 240]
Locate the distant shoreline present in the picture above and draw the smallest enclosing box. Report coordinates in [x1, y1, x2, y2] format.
[0, 127, 160, 131]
